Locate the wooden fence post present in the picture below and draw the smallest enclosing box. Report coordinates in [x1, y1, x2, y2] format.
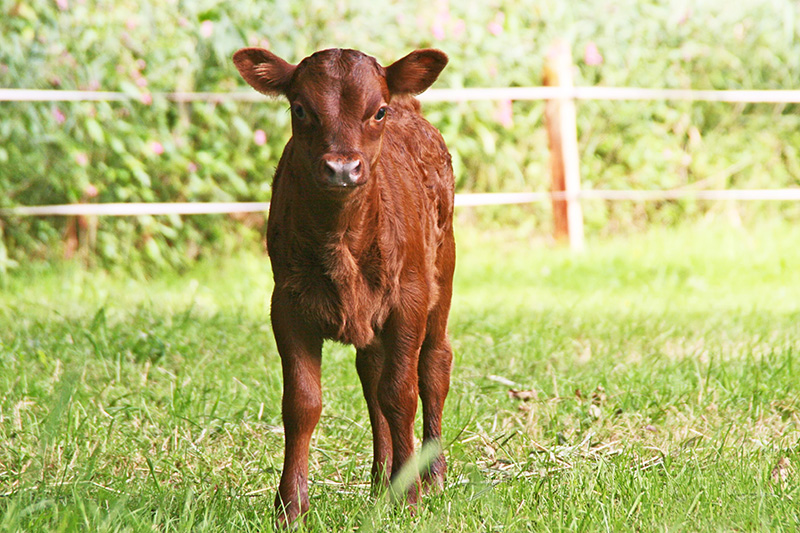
[544, 40, 585, 252]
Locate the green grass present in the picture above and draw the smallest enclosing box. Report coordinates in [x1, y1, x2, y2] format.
[1, 218, 799, 531]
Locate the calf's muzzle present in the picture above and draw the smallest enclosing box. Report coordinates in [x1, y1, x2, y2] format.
[320, 153, 366, 188]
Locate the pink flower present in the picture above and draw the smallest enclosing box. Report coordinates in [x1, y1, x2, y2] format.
[436, 0, 450, 18]
[254, 129, 267, 146]
[57, 0, 68, 10]
[52, 107, 66, 124]
[584, 42, 603, 66]
[187, 162, 198, 173]
[136, 59, 146, 71]
[126, 18, 138, 30]
[86, 79, 100, 91]
[488, 12, 504, 36]
[149, 141, 165, 155]
[200, 20, 214, 38]
[432, 4, 449, 40]
[140, 92, 152, 105]
[432, 21, 446, 40]
[494, 99, 513, 128]
[75, 152, 89, 166]
[452, 19, 466, 38]
[135, 76, 148, 88]
[84, 184, 99, 198]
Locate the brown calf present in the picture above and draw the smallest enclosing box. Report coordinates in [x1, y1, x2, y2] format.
[233, 47, 455, 525]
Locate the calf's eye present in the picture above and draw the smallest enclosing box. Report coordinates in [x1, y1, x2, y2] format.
[374, 107, 387, 121]
[292, 104, 306, 120]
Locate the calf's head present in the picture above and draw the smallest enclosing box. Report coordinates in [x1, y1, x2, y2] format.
[233, 47, 447, 190]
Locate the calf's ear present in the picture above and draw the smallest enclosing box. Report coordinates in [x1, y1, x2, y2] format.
[385, 49, 448, 96]
[233, 48, 296, 97]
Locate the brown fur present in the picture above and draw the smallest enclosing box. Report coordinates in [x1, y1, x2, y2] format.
[233, 47, 455, 527]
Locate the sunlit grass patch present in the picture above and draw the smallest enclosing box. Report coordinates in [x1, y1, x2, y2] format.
[1, 219, 799, 531]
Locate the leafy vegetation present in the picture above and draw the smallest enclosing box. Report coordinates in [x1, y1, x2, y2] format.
[1, 0, 800, 268]
[1, 219, 798, 530]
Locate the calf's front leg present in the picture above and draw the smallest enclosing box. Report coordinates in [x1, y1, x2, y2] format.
[271, 292, 323, 527]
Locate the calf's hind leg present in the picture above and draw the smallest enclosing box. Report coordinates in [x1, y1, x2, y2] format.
[417, 314, 453, 491]
[418, 235, 455, 491]
[378, 311, 426, 504]
[356, 343, 393, 491]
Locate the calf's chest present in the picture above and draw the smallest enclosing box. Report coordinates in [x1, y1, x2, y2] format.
[272, 240, 395, 348]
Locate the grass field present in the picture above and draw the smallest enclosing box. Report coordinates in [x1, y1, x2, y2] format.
[1, 218, 799, 531]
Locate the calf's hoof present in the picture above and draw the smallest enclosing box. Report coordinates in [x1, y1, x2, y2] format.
[274, 493, 306, 529]
[421, 454, 447, 494]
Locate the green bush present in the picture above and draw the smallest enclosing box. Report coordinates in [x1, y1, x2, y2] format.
[1, 0, 799, 269]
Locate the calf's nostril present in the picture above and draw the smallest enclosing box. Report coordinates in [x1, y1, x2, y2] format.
[324, 161, 340, 178]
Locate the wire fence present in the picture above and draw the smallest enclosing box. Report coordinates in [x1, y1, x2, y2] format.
[2, 86, 799, 222]
[4, 189, 800, 217]
[4, 87, 800, 103]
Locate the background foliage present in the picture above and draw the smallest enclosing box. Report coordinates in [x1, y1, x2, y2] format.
[1, 0, 800, 269]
